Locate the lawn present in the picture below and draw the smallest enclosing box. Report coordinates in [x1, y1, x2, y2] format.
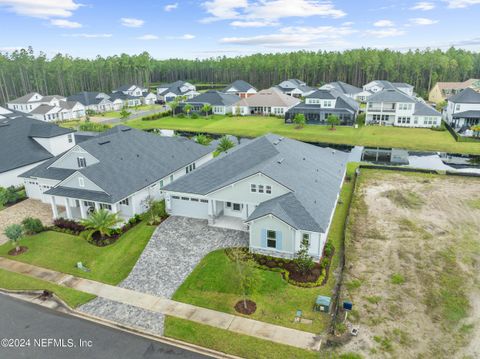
[0, 221, 156, 285]
[126, 115, 480, 154]
[0, 269, 95, 308]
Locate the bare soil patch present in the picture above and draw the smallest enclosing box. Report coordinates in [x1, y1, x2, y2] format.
[234, 300, 257, 315]
[339, 170, 480, 359]
[8, 246, 28, 256]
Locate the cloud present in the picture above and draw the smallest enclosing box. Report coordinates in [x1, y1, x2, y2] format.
[445, 0, 480, 8]
[410, 2, 435, 10]
[164, 3, 178, 11]
[120, 17, 144, 27]
[0, 0, 81, 18]
[342, 21, 354, 26]
[201, 0, 346, 24]
[50, 19, 82, 28]
[62, 33, 112, 38]
[137, 34, 159, 40]
[220, 25, 355, 47]
[373, 19, 394, 27]
[230, 20, 278, 27]
[366, 28, 406, 38]
[166, 34, 196, 40]
[409, 17, 438, 25]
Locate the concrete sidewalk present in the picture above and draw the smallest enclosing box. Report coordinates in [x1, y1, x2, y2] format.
[0, 257, 322, 352]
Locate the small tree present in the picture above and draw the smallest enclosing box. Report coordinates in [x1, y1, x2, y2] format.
[144, 197, 167, 225]
[216, 135, 235, 153]
[184, 103, 193, 117]
[230, 248, 260, 310]
[195, 134, 211, 145]
[81, 209, 122, 240]
[293, 113, 306, 129]
[201, 104, 212, 117]
[327, 114, 340, 130]
[119, 108, 131, 121]
[294, 238, 314, 274]
[169, 101, 179, 116]
[5, 224, 23, 253]
[471, 125, 480, 138]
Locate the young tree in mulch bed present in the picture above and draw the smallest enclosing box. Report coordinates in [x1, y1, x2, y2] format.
[231, 248, 260, 315]
[5, 224, 27, 256]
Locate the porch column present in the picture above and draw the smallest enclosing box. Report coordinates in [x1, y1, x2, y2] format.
[50, 196, 59, 219]
[79, 201, 86, 219]
[64, 197, 72, 219]
[94, 202, 100, 212]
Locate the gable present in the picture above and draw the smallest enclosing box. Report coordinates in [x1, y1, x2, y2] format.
[49, 146, 99, 170]
[59, 171, 105, 192]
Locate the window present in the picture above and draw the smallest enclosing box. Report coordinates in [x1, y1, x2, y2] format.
[77, 157, 87, 168]
[186, 163, 196, 174]
[251, 184, 257, 193]
[233, 203, 241, 211]
[120, 198, 130, 206]
[266, 185, 272, 194]
[67, 134, 73, 143]
[455, 104, 461, 111]
[200, 199, 208, 203]
[170, 175, 174, 182]
[99, 203, 112, 210]
[172, 196, 180, 199]
[302, 233, 310, 245]
[78, 177, 84, 187]
[181, 197, 189, 201]
[226, 202, 232, 208]
[191, 198, 199, 202]
[83, 201, 94, 207]
[159, 180, 164, 188]
[267, 230, 276, 248]
[258, 185, 264, 193]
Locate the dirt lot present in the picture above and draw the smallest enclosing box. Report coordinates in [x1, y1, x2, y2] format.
[339, 170, 480, 359]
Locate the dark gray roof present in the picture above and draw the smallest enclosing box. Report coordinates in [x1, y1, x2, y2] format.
[306, 89, 359, 111]
[392, 82, 413, 88]
[307, 89, 336, 100]
[452, 110, 480, 119]
[286, 103, 355, 116]
[7, 92, 40, 104]
[186, 91, 240, 106]
[29, 104, 57, 115]
[20, 155, 75, 180]
[367, 89, 416, 103]
[74, 131, 100, 143]
[109, 92, 139, 101]
[448, 88, 480, 103]
[413, 101, 441, 116]
[157, 80, 192, 96]
[164, 134, 348, 232]
[40, 126, 212, 203]
[46, 186, 112, 202]
[113, 84, 142, 93]
[67, 92, 110, 106]
[322, 81, 362, 95]
[224, 80, 256, 93]
[0, 117, 73, 173]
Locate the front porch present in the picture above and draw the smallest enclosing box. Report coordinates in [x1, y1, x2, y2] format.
[208, 199, 252, 232]
[210, 215, 247, 232]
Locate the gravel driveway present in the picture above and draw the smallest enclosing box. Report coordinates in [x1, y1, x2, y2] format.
[79, 216, 248, 334]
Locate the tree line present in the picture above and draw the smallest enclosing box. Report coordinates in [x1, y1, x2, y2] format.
[1, 46, 479, 104]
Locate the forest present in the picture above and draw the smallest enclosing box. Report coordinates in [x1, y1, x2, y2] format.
[1, 47, 480, 104]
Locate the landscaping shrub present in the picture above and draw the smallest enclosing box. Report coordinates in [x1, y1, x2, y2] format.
[356, 112, 366, 126]
[177, 113, 185, 118]
[191, 113, 199, 119]
[324, 241, 334, 257]
[0, 186, 21, 207]
[78, 121, 111, 132]
[21, 217, 44, 234]
[141, 110, 172, 121]
[53, 218, 85, 234]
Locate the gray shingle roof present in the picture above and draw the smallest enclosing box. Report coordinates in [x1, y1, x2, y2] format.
[164, 134, 348, 232]
[224, 80, 256, 93]
[157, 80, 192, 96]
[0, 117, 73, 173]
[29, 104, 58, 115]
[7, 92, 40, 104]
[67, 92, 110, 106]
[321, 81, 362, 95]
[448, 87, 480, 103]
[367, 89, 416, 103]
[113, 84, 142, 93]
[187, 91, 240, 106]
[452, 110, 480, 119]
[20, 155, 75, 180]
[307, 89, 337, 100]
[47, 186, 112, 202]
[413, 101, 441, 116]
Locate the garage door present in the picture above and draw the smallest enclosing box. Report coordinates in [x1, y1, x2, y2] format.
[25, 180, 42, 200]
[170, 196, 209, 219]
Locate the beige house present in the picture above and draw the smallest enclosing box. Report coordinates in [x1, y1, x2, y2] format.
[232, 88, 300, 116]
[429, 79, 480, 103]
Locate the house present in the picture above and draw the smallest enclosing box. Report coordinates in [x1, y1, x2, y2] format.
[162, 134, 348, 261]
[274, 79, 316, 98]
[0, 110, 75, 187]
[156, 81, 198, 102]
[285, 89, 359, 126]
[223, 80, 257, 98]
[109, 92, 142, 110]
[183, 91, 240, 115]
[429, 79, 480, 104]
[112, 84, 156, 105]
[362, 80, 415, 100]
[365, 89, 441, 127]
[142, 91, 157, 105]
[444, 88, 480, 134]
[67, 92, 113, 113]
[232, 88, 300, 116]
[319, 81, 362, 100]
[112, 84, 147, 97]
[20, 126, 214, 222]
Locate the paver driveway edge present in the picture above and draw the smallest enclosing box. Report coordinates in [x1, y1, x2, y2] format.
[0, 257, 322, 351]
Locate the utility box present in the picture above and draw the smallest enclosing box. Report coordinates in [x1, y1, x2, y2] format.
[343, 301, 353, 311]
[314, 295, 331, 313]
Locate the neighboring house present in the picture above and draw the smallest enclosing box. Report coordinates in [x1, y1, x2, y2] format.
[444, 88, 480, 134]
[232, 88, 300, 116]
[274, 79, 316, 98]
[112, 84, 156, 105]
[20, 126, 214, 222]
[362, 80, 415, 100]
[142, 91, 157, 105]
[112, 84, 147, 97]
[67, 92, 113, 113]
[223, 80, 257, 98]
[319, 81, 362, 100]
[163, 134, 348, 261]
[0, 111, 75, 187]
[365, 89, 441, 127]
[285, 89, 359, 126]
[429, 79, 480, 103]
[156, 81, 198, 102]
[109, 92, 142, 110]
[183, 91, 240, 115]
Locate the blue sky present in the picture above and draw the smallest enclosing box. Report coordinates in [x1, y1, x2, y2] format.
[0, 0, 479, 59]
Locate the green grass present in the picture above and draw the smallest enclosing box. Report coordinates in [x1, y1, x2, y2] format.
[390, 273, 406, 285]
[0, 221, 155, 285]
[467, 198, 480, 210]
[125, 115, 480, 154]
[164, 317, 320, 359]
[0, 268, 95, 308]
[382, 189, 424, 209]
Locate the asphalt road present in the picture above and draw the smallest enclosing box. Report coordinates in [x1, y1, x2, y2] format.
[0, 294, 210, 359]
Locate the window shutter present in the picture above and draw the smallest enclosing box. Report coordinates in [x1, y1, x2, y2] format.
[276, 231, 283, 250]
[261, 229, 267, 248]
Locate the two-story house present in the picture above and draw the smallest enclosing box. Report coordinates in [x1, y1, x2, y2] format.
[20, 126, 214, 222]
[365, 89, 441, 127]
[223, 80, 257, 98]
[429, 79, 480, 103]
[156, 81, 199, 102]
[67, 92, 114, 113]
[319, 81, 363, 100]
[285, 89, 359, 125]
[361, 80, 415, 102]
[274, 79, 316, 98]
[112, 84, 157, 106]
[163, 134, 348, 261]
[444, 88, 480, 134]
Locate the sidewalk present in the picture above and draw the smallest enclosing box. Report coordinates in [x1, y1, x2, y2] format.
[0, 257, 322, 352]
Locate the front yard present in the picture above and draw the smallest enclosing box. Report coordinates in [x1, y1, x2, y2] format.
[126, 115, 480, 154]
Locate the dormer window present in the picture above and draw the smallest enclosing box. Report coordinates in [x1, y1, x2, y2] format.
[67, 134, 73, 143]
[77, 157, 87, 168]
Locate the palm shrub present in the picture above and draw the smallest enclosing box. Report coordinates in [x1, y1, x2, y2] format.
[195, 134, 211, 145]
[201, 104, 212, 117]
[184, 103, 192, 117]
[21, 217, 44, 234]
[327, 114, 340, 130]
[169, 101, 179, 116]
[5, 224, 23, 253]
[216, 135, 235, 153]
[293, 113, 306, 129]
[81, 209, 122, 240]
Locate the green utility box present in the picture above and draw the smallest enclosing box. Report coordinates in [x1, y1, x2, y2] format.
[314, 295, 331, 313]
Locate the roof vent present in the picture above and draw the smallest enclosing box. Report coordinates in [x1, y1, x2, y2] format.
[303, 157, 306, 160]
[278, 137, 284, 141]
[277, 158, 284, 164]
[98, 140, 110, 145]
[273, 140, 280, 145]
[136, 154, 140, 158]
[332, 150, 336, 155]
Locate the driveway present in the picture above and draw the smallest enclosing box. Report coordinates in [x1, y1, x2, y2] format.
[79, 216, 248, 334]
[0, 199, 53, 244]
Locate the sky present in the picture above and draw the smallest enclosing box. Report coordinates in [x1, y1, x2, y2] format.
[0, 0, 479, 59]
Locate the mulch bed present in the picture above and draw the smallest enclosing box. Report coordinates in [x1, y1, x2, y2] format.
[234, 300, 257, 315]
[8, 246, 28, 256]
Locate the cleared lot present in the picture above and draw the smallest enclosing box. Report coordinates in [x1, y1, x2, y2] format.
[340, 170, 480, 358]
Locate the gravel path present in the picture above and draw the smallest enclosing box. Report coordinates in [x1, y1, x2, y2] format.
[79, 216, 248, 334]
